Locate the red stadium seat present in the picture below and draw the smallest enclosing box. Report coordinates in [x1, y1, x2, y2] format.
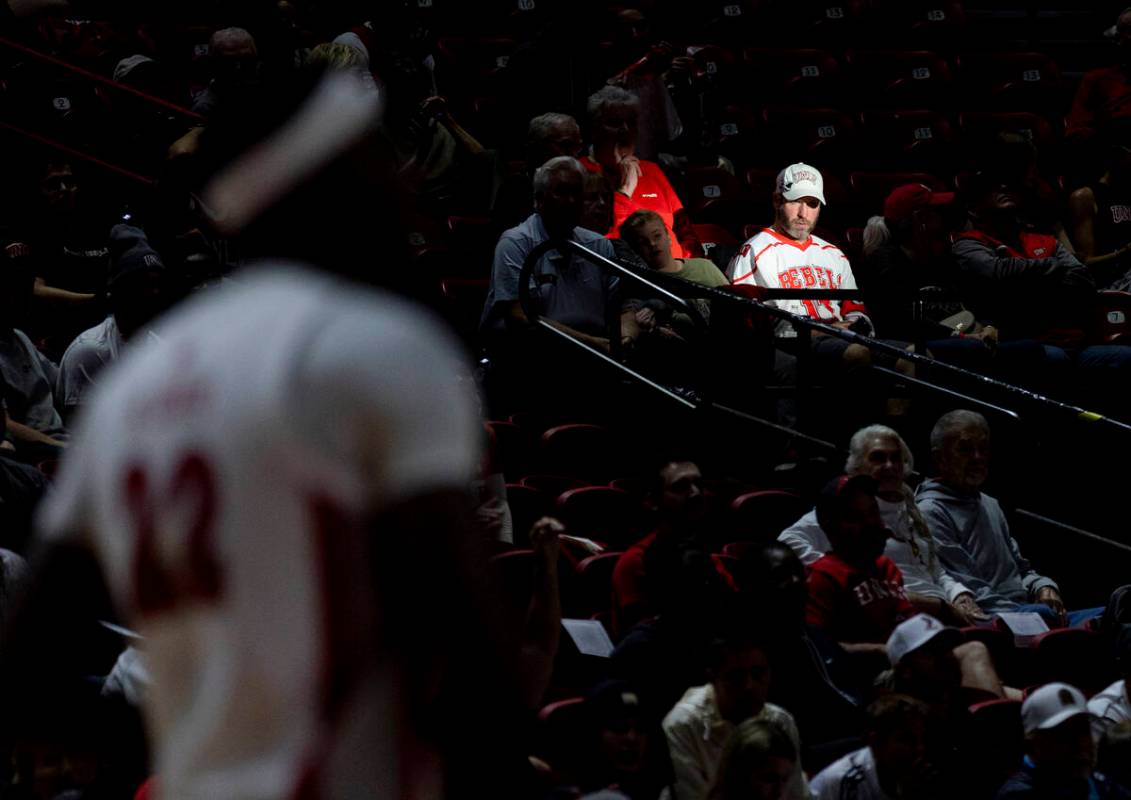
[713, 102, 762, 150]
[534, 697, 587, 772]
[849, 171, 950, 219]
[858, 110, 955, 172]
[743, 48, 842, 105]
[520, 474, 590, 497]
[956, 51, 1065, 111]
[681, 166, 749, 227]
[966, 698, 1023, 791]
[1033, 628, 1114, 696]
[844, 49, 953, 108]
[556, 487, 645, 549]
[540, 424, 624, 483]
[1098, 291, 1131, 344]
[691, 223, 739, 247]
[957, 110, 1058, 150]
[761, 107, 858, 169]
[729, 490, 806, 543]
[574, 551, 623, 618]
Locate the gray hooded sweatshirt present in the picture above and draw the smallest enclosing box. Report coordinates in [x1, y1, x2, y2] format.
[915, 479, 1057, 614]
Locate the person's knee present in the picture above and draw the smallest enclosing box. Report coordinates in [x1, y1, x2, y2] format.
[954, 640, 991, 666]
[843, 343, 872, 368]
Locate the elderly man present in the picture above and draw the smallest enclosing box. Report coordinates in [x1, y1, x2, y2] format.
[917, 410, 1102, 627]
[481, 155, 639, 349]
[580, 85, 692, 258]
[780, 424, 987, 627]
[493, 112, 584, 231]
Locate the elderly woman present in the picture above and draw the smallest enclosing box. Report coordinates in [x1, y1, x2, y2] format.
[778, 424, 988, 627]
[581, 85, 692, 258]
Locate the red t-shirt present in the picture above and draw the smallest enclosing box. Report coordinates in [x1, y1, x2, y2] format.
[1067, 66, 1131, 136]
[611, 531, 736, 636]
[805, 553, 913, 644]
[581, 156, 687, 258]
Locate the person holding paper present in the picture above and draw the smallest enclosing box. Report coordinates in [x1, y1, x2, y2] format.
[916, 410, 1102, 627]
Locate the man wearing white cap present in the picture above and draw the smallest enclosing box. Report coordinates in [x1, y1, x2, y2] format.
[728, 164, 871, 349]
[997, 682, 1122, 798]
[887, 613, 1012, 704]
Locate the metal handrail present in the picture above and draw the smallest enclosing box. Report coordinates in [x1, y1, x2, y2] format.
[648, 262, 1131, 436]
[516, 237, 838, 453]
[512, 237, 1131, 557]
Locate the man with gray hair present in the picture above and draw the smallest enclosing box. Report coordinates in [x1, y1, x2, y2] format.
[481, 155, 641, 353]
[917, 410, 1101, 626]
[192, 27, 259, 118]
[779, 424, 988, 626]
[492, 113, 583, 230]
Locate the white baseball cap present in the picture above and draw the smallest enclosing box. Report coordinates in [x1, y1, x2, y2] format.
[886, 613, 964, 666]
[1022, 682, 1089, 736]
[776, 163, 826, 205]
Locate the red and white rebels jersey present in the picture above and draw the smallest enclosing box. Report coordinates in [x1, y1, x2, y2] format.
[39, 265, 481, 800]
[728, 227, 868, 336]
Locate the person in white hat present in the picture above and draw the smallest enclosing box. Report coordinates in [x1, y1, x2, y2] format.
[727, 163, 917, 419]
[887, 613, 1014, 705]
[998, 682, 1120, 798]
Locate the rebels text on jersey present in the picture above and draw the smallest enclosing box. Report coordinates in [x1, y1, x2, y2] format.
[728, 227, 869, 332]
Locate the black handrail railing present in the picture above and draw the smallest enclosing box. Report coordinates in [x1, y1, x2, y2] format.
[514, 237, 1131, 558]
[516, 237, 838, 453]
[652, 264, 1131, 437]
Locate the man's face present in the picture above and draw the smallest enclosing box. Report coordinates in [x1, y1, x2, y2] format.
[629, 219, 672, 269]
[1031, 717, 1096, 783]
[900, 642, 962, 698]
[545, 120, 583, 160]
[936, 426, 990, 493]
[41, 166, 78, 214]
[773, 195, 820, 241]
[712, 645, 771, 723]
[859, 435, 907, 496]
[870, 716, 927, 786]
[598, 717, 647, 774]
[535, 166, 584, 236]
[111, 269, 168, 338]
[830, 490, 888, 566]
[657, 461, 706, 525]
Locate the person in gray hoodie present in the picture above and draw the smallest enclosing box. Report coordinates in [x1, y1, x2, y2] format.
[916, 409, 1102, 627]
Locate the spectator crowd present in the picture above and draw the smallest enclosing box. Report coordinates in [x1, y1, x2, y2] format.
[0, 1, 1129, 799]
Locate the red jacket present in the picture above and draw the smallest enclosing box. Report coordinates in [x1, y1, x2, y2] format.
[806, 553, 913, 644]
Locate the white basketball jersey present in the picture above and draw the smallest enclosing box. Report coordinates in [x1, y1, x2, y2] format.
[38, 264, 481, 800]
